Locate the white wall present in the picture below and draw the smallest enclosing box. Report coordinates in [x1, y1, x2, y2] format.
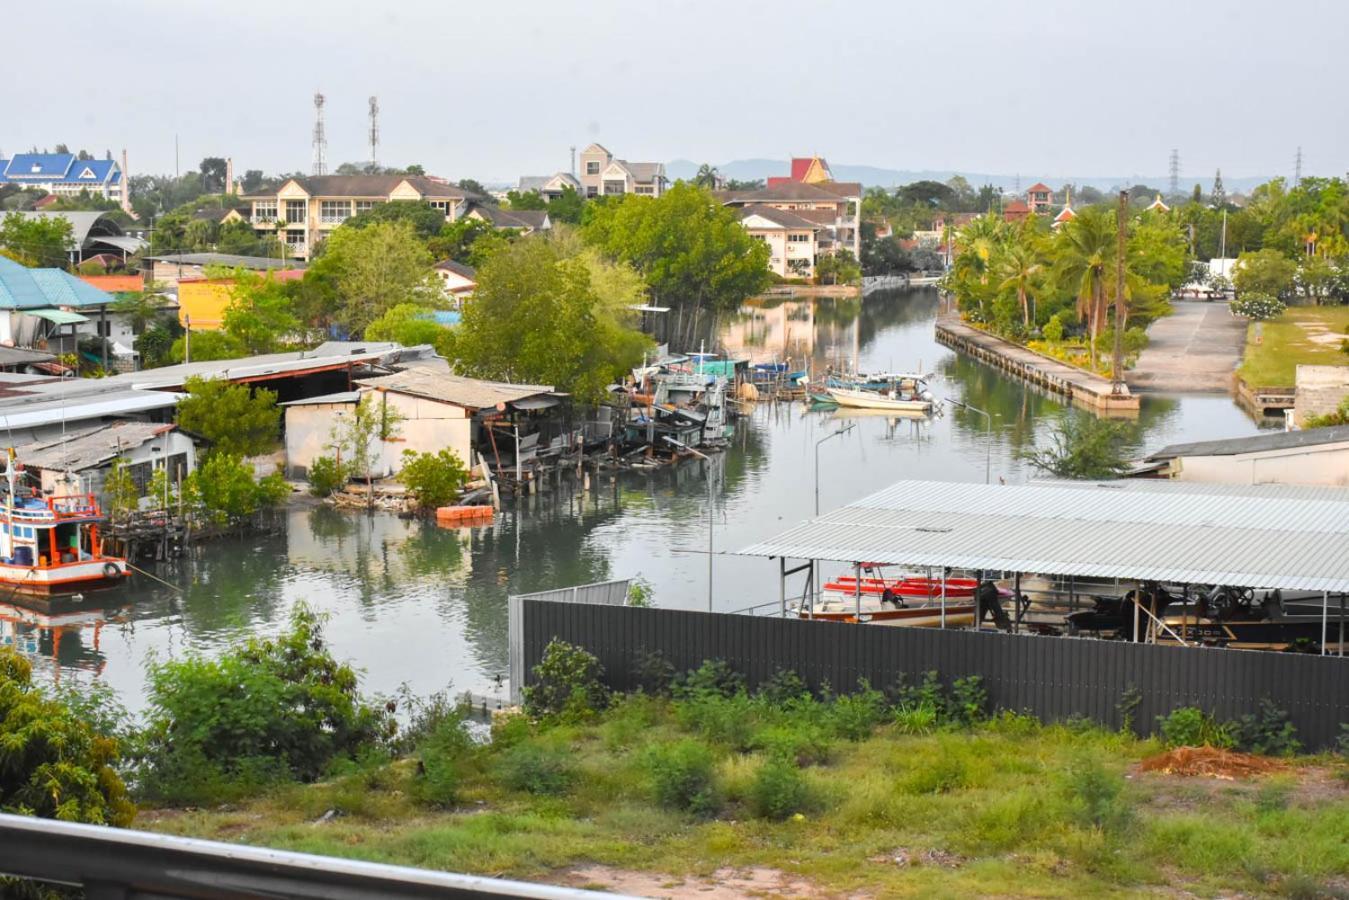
[1171, 443, 1349, 487]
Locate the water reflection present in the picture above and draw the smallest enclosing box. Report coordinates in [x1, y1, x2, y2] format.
[19, 287, 1265, 710]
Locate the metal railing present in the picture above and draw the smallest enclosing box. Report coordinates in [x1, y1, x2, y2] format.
[0, 812, 633, 899]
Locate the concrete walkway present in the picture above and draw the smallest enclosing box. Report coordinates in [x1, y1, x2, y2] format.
[1127, 301, 1247, 393]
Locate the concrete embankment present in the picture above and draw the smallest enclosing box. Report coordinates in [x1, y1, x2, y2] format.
[1127, 301, 1246, 393]
[935, 317, 1139, 414]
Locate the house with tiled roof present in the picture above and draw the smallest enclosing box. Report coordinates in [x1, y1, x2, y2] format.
[1003, 199, 1031, 223]
[517, 172, 581, 201]
[465, 205, 551, 234]
[434, 259, 477, 301]
[577, 144, 668, 198]
[719, 179, 863, 271]
[736, 205, 826, 278]
[0, 153, 125, 205]
[0, 255, 135, 366]
[766, 155, 835, 188]
[1025, 182, 1054, 213]
[240, 175, 484, 261]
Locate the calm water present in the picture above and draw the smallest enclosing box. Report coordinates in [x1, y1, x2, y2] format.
[5, 289, 1266, 711]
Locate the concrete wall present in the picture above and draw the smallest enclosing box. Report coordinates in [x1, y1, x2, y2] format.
[177, 281, 234, 330]
[1170, 442, 1349, 487]
[1294, 364, 1349, 426]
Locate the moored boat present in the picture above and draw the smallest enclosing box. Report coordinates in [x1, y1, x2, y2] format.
[0, 453, 129, 595]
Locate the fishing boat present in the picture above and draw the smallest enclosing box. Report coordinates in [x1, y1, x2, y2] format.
[0, 453, 129, 595]
[826, 386, 933, 412]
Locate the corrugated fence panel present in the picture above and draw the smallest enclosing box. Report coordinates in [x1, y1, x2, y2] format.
[519, 603, 1349, 749]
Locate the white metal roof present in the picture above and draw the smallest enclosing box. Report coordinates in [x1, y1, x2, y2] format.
[735, 479, 1349, 593]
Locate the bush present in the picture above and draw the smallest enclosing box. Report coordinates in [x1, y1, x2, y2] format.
[752, 723, 832, 767]
[672, 659, 745, 701]
[496, 741, 574, 795]
[139, 606, 393, 802]
[748, 756, 811, 820]
[1042, 313, 1064, 343]
[307, 455, 349, 497]
[397, 448, 468, 510]
[1229, 292, 1286, 320]
[415, 713, 476, 807]
[1064, 755, 1134, 832]
[632, 648, 675, 696]
[894, 701, 941, 736]
[948, 675, 988, 727]
[827, 679, 887, 741]
[522, 639, 607, 720]
[676, 691, 757, 751]
[0, 648, 135, 826]
[183, 453, 290, 527]
[175, 376, 280, 457]
[644, 738, 719, 815]
[1230, 699, 1301, 757]
[756, 669, 809, 706]
[1156, 707, 1234, 749]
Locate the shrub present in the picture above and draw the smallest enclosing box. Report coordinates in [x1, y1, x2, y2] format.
[748, 756, 811, 820]
[496, 741, 574, 795]
[894, 701, 941, 736]
[175, 376, 280, 457]
[415, 713, 476, 807]
[1229, 292, 1286, 320]
[0, 649, 135, 826]
[1230, 699, 1301, 757]
[672, 659, 745, 701]
[1156, 707, 1234, 749]
[632, 648, 675, 696]
[307, 455, 349, 497]
[1063, 755, 1134, 832]
[397, 448, 468, 510]
[139, 606, 392, 802]
[827, 679, 888, 741]
[626, 577, 654, 608]
[948, 675, 988, 727]
[756, 669, 809, 706]
[676, 691, 757, 751]
[752, 723, 832, 767]
[1043, 313, 1064, 343]
[183, 453, 291, 527]
[644, 738, 719, 815]
[522, 639, 607, 720]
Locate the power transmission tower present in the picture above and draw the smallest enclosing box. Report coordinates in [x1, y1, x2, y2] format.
[312, 92, 328, 177]
[1294, 146, 1303, 186]
[368, 96, 380, 170]
[1168, 149, 1180, 197]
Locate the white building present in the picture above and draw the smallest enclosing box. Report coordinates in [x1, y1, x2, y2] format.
[577, 144, 668, 198]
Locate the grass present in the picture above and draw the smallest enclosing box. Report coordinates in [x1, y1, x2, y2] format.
[1237, 305, 1349, 387]
[137, 694, 1349, 897]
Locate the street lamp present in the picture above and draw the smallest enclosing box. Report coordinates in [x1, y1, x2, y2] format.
[943, 398, 992, 484]
[814, 423, 856, 515]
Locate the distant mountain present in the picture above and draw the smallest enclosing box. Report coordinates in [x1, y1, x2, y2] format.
[667, 158, 1275, 194]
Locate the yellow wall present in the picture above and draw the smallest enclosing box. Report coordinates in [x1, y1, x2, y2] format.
[177, 281, 236, 330]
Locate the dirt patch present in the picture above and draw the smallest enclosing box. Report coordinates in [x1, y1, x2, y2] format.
[1138, 747, 1284, 779]
[563, 865, 852, 899]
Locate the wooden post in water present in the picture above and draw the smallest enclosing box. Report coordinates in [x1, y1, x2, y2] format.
[1112, 190, 1127, 394]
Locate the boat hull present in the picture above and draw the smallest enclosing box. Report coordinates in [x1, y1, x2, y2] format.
[826, 387, 931, 412]
[0, 559, 129, 595]
[799, 602, 976, 625]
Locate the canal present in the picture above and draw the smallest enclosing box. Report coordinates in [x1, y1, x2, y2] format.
[4, 288, 1268, 711]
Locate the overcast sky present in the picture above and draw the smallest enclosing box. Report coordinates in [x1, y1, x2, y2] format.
[4, 0, 1343, 184]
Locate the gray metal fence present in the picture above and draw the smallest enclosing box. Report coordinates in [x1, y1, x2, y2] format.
[519, 602, 1349, 749]
[509, 579, 631, 703]
[0, 812, 631, 899]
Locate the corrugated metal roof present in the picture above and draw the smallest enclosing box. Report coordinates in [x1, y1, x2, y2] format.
[16, 421, 175, 472]
[1149, 427, 1349, 459]
[0, 389, 185, 429]
[355, 368, 554, 411]
[735, 479, 1349, 592]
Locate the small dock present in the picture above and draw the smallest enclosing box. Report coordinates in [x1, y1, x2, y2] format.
[935, 316, 1139, 413]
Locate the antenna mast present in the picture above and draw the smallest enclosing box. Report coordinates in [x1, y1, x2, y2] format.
[312, 91, 328, 176]
[1294, 146, 1303, 186]
[1168, 148, 1180, 197]
[368, 96, 380, 170]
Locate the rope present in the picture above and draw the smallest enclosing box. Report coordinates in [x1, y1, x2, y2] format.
[124, 561, 184, 594]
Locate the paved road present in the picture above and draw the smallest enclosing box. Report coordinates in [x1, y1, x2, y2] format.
[1127, 301, 1246, 393]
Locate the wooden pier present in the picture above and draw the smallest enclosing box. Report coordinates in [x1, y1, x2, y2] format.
[935, 316, 1140, 414]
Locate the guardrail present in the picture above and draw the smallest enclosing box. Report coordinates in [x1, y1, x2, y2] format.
[0, 812, 632, 899]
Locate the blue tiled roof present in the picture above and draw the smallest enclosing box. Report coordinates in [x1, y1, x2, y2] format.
[3, 153, 76, 181]
[0, 154, 118, 185]
[0, 257, 114, 310]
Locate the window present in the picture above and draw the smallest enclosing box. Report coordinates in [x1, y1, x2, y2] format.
[634, 185, 654, 195]
[787, 233, 811, 243]
[159, 453, 188, 486]
[585, 161, 600, 175]
[429, 200, 449, 213]
[286, 230, 305, 248]
[354, 200, 380, 213]
[585, 186, 598, 198]
[319, 200, 351, 223]
[127, 461, 153, 496]
[285, 199, 306, 224]
[97, 320, 112, 337]
[603, 180, 626, 195]
[252, 201, 277, 222]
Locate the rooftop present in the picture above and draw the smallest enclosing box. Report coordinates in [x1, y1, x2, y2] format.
[736, 478, 1349, 593]
[143, 253, 307, 271]
[0, 257, 116, 310]
[738, 204, 823, 230]
[242, 175, 484, 202]
[356, 367, 555, 411]
[16, 421, 175, 472]
[1149, 427, 1349, 460]
[719, 181, 862, 204]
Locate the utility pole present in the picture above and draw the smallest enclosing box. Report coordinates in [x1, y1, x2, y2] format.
[1294, 146, 1303, 187]
[1113, 190, 1127, 394]
[1168, 149, 1180, 197]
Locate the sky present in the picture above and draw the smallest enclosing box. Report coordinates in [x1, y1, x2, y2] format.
[3, 0, 1344, 185]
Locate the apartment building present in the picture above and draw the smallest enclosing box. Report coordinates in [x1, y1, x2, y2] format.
[241, 175, 481, 260]
[576, 144, 668, 198]
[719, 179, 863, 274]
[737, 205, 823, 278]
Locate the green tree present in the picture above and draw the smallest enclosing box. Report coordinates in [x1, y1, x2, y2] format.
[220, 270, 302, 353]
[175, 376, 281, 457]
[1234, 248, 1298, 299]
[0, 648, 135, 826]
[815, 249, 862, 285]
[1022, 414, 1136, 479]
[1054, 207, 1116, 369]
[112, 284, 172, 335]
[182, 453, 289, 526]
[308, 220, 440, 334]
[546, 185, 585, 225]
[427, 216, 494, 263]
[365, 302, 455, 356]
[168, 329, 247, 363]
[450, 236, 650, 402]
[331, 393, 402, 499]
[457, 178, 486, 196]
[505, 190, 547, 210]
[998, 239, 1044, 328]
[199, 157, 229, 192]
[693, 163, 720, 189]
[103, 456, 140, 518]
[398, 448, 469, 509]
[0, 211, 73, 267]
[582, 182, 770, 343]
[343, 199, 446, 240]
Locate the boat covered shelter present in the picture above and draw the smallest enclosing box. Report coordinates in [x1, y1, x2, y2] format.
[736, 479, 1349, 653]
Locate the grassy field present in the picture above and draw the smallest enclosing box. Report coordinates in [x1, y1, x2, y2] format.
[1237, 306, 1349, 387]
[139, 694, 1349, 898]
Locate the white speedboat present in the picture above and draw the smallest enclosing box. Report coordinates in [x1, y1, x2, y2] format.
[826, 386, 933, 412]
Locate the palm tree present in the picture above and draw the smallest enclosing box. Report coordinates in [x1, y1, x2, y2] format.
[1053, 207, 1115, 370]
[693, 164, 720, 190]
[997, 239, 1043, 329]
